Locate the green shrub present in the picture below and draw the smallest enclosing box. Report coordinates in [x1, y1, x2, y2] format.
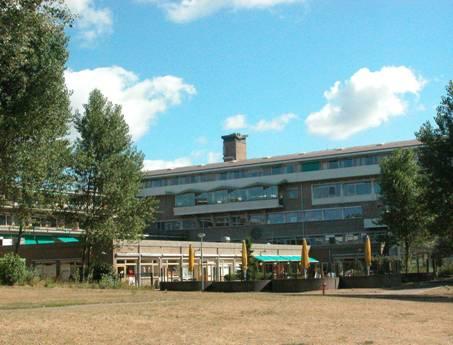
[90, 262, 114, 282]
[0, 253, 28, 285]
[98, 273, 120, 289]
[438, 261, 453, 277]
[24, 268, 41, 286]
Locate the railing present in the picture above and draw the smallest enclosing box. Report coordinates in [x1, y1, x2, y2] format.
[0, 225, 84, 235]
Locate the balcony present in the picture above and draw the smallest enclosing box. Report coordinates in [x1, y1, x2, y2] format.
[0, 225, 84, 235]
[174, 199, 281, 216]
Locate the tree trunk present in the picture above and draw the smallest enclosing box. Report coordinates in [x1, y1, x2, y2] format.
[404, 240, 410, 274]
[14, 222, 24, 254]
[81, 235, 88, 281]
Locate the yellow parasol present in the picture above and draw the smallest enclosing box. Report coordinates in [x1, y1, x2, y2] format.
[364, 235, 372, 270]
[301, 238, 310, 270]
[241, 240, 248, 269]
[188, 244, 195, 272]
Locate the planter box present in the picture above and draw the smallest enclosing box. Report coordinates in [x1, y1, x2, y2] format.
[271, 277, 339, 293]
[207, 280, 271, 292]
[160, 281, 212, 291]
[339, 274, 401, 289]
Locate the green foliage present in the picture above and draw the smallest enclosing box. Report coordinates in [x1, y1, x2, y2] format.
[0, 253, 28, 285]
[0, 0, 73, 251]
[98, 273, 120, 289]
[379, 149, 427, 272]
[89, 262, 113, 282]
[68, 90, 157, 268]
[416, 81, 453, 250]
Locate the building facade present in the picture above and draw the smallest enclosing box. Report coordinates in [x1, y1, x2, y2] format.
[140, 134, 419, 266]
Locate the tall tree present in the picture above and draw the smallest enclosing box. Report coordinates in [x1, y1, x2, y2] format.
[70, 89, 157, 277]
[379, 149, 427, 273]
[416, 81, 453, 254]
[0, 0, 72, 252]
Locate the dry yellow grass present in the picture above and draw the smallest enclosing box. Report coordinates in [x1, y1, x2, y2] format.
[0, 286, 452, 345]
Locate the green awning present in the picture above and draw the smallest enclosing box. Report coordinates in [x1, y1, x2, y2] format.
[36, 237, 55, 244]
[253, 255, 319, 263]
[57, 236, 79, 243]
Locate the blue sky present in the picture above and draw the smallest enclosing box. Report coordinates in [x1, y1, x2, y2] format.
[64, 0, 452, 170]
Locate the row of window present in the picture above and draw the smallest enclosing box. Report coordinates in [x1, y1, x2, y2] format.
[143, 154, 384, 189]
[0, 214, 77, 229]
[175, 186, 278, 207]
[312, 180, 380, 199]
[273, 231, 386, 246]
[155, 206, 363, 231]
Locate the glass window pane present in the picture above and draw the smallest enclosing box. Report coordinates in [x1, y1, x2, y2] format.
[328, 160, 339, 169]
[304, 209, 323, 221]
[286, 212, 300, 223]
[247, 187, 264, 201]
[342, 158, 354, 168]
[249, 214, 266, 224]
[301, 161, 320, 172]
[356, 182, 372, 195]
[195, 193, 209, 205]
[265, 186, 278, 199]
[323, 208, 343, 220]
[343, 206, 363, 218]
[374, 181, 381, 194]
[175, 193, 195, 207]
[268, 213, 285, 224]
[343, 183, 356, 196]
[271, 166, 283, 175]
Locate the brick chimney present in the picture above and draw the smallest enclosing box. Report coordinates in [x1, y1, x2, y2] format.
[221, 133, 247, 162]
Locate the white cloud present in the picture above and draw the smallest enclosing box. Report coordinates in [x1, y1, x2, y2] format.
[223, 114, 248, 130]
[252, 113, 298, 131]
[305, 66, 425, 140]
[65, 0, 113, 43]
[207, 151, 222, 163]
[139, 0, 303, 23]
[223, 113, 297, 132]
[65, 66, 196, 141]
[142, 150, 222, 171]
[143, 157, 192, 171]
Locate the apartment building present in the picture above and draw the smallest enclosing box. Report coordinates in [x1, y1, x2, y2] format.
[140, 134, 419, 266]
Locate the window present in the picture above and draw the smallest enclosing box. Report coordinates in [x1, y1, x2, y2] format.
[304, 209, 323, 221]
[164, 221, 181, 231]
[313, 184, 340, 199]
[286, 188, 299, 199]
[265, 186, 278, 199]
[271, 165, 283, 175]
[182, 220, 196, 229]
[374, 181, 381, 194]
[249, 214, 266, 224]
[214, 217, 229, 227]
[199, 219, 213, 228]
[229, 189, 247, 202]
[301, 161, 320, 172]
[342, 158, 354, 168]
[327, 160, 339, 169]
[231, 215, 247, 226]
[195, 193, 209, 205]
[213, 190, 228, 204]
[343, 181, 372, 196]
[343, 206, 363, 218]
[345, 233, 360, 242]
[334, 234, 344, 243]
[286, 212, 300, 223]
[323, 208, 343, 220]
[268, 213, 285, 224]
[356, 182, 372, 195]
[247, 187, 264, 201]
[307, 236, 324, 245]
[175, 193, 195, 207]
[285, 164, 296, 174]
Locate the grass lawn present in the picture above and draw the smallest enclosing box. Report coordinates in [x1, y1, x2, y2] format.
[0, 285, 452, 345]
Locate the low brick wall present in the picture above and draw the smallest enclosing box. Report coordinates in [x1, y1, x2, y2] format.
[207, 280, 271, 292]
[339, 275, 402, 289]
[160, 281, 212, 291]
[271, 277, 339, 293]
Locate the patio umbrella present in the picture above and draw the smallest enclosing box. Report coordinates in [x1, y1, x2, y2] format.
[364, 235, 372, 276]
[301, 239, 310, 277]
[241, 240, 248, 268]
[188, 244, 195, 272]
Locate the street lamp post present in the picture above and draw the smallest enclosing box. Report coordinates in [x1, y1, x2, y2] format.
[198, 232, 206, 291]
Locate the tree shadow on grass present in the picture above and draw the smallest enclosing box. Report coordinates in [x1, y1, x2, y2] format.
[299, 293, 453, 303]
